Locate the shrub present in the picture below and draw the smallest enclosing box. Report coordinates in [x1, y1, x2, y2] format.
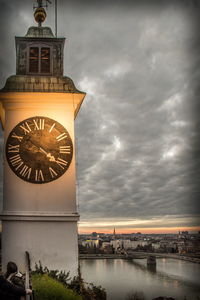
[32, 262, 106, 300]
[33, 261, 71, 286]
[69, 275, 106, 300]
[32, 274, 83, 300]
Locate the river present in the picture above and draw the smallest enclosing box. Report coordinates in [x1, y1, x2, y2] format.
[80, 258, 200, 300]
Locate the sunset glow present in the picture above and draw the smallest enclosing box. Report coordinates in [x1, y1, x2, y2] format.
[78, 226, 200, 235]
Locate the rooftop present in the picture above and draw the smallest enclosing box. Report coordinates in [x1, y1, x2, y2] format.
[25, 26, 55, 38]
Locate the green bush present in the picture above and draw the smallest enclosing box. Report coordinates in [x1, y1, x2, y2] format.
[32, 274, 83, 300]
[32, 263, 106, 300]
[33, 262, 71, 286]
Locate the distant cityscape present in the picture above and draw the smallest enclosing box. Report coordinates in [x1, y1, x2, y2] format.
[78, 230, 200, 258]
[0, 229, 200, 261]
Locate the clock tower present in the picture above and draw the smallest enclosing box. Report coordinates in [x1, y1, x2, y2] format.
[0, 2, 85, 276]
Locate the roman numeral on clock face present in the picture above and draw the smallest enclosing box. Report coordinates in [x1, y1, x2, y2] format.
[56, 157, 68, 169]
[11, 132, 23, 142]
[35, 170, 44, 182]
[20, 165, 32, 179]
[33, 118, 45, 130]
[56, 133, 68, 141]
[20, 122, 32, 135]
[49, 167, 58, 178]
[49, 123, 55, 133]
[8, 144, 20, 153]
[59, 145, 71, 154]
[9, 154, 23, 170]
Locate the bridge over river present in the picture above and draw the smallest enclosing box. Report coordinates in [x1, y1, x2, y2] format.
[79, 252, 200, 264]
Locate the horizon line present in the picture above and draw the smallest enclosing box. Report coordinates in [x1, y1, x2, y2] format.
[78, 226, 200, 235]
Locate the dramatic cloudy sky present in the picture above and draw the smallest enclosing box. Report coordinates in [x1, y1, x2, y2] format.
[0, 0, 200, 233]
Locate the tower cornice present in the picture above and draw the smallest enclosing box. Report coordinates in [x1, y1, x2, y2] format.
[1, 75, 84, 94]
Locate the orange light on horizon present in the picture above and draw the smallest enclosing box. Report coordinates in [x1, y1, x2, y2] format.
[78, 226, 200, 235]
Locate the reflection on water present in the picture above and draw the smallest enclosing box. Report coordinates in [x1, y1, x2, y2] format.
[80, 258, 200, 300]
[147, 264, 156, 273]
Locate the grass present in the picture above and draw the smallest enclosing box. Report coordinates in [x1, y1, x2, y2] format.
[32, 274, 83, 300]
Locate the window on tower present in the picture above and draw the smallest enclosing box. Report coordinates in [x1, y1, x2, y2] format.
[41, 47, 50, 73]
[29, 47, 39, 73]
[28, 46, 51, 75]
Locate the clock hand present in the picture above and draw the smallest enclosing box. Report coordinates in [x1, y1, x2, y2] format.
[47, 154, 56, 162]
[39, 147, 56, 162]
[27, 137, 43, 151]
[26, 138, 55, 162]
[39, 147, 47, 155]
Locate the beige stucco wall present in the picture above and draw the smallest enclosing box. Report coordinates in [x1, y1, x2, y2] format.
[0, 91, 85, 275]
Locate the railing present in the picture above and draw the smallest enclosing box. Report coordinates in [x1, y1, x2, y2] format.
[25, 251, 35, 300]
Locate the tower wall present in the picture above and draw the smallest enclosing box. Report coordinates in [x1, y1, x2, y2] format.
[2, 221, 79, 275]
[0, 91, 85, 276]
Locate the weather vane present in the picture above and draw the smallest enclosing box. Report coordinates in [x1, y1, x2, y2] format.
[33, 0, 57, 37]
[33, 0, 52, 9]
[33, 0, 52, 27]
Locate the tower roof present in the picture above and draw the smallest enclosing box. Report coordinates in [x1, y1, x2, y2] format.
[25, 26, 55, 38]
